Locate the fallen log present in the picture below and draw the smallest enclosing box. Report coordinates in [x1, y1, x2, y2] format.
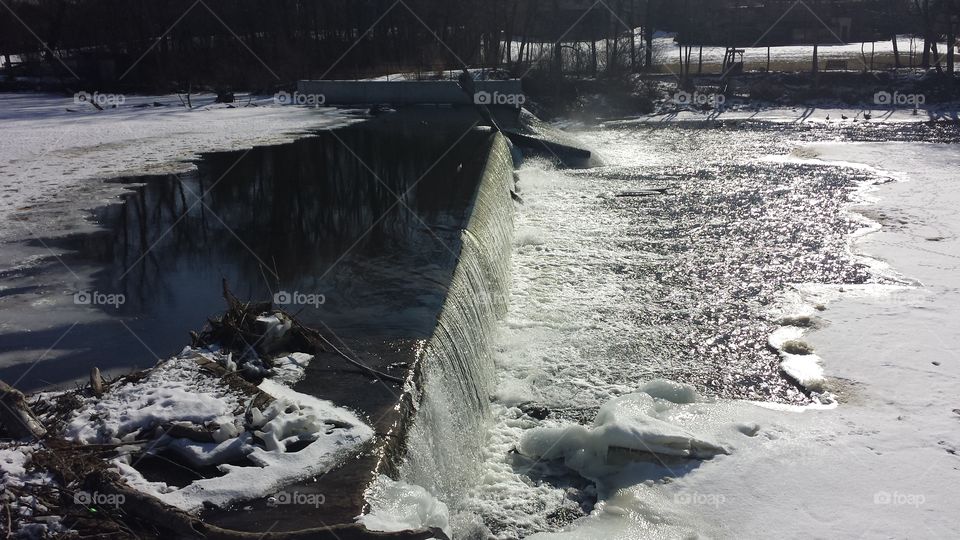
[0, 379, 47, 439]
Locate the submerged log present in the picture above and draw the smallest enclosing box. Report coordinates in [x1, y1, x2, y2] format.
[0, 380, 47, 439]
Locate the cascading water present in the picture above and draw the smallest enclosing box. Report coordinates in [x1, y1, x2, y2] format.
[399, 133, 515, 503]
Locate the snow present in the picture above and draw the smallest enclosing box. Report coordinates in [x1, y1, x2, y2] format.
[64, 350, 242, 445]
[637, 379, 699, 405]
[62, 345, 372, 513]
[608, 104, 960, 125]
[768, 325, 828, 394]
[0, 92, 359, 242]
[520, 386, 730, 480]
[147, 378, 374, 512]
[270, 352, 315, 385]
[0, 444, 70, 538]
[360, 475, 452, 538]
[523, 140, 960, 539]
[650, 36, 945, 66]
[0, 445, 31, 479]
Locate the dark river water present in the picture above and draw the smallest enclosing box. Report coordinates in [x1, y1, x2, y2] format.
[0, 116, 492, 391]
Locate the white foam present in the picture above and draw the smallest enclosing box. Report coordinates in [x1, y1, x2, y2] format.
[360, 475, 451, 538]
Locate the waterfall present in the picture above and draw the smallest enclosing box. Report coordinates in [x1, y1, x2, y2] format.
[399, 133, 515, 500]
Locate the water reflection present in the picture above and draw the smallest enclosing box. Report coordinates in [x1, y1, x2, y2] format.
[0, 120, 492, 390]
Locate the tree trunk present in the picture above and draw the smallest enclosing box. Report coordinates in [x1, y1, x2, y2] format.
[812, 43, 819, 75]
[630, 0, 637, 73]
[678, 43, 684, 83]
[892, 35, 901, 69]
[948, 23, 955, 75]
[644, 22, 653, 70]
[932, 40, 943, 74]
[591, 40, 598, 76]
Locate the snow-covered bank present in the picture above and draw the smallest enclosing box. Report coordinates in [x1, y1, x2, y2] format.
[0, 93, 359, 242]
[607, 104, 960, 126]
[649, 36, 945, 66]
[525, 141, 960, 539]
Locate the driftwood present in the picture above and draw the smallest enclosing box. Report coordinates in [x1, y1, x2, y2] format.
[89, 367, 105, 398]
[0, 379, 47, 439]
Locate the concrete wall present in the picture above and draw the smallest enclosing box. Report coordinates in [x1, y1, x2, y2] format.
[296, 80, 524, 107]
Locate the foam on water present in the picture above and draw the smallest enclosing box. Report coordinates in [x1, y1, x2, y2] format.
[379, 124, 960, 538]
[447, 124, 942, 538]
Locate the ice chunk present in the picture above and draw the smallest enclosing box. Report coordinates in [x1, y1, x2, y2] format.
[769, 326, 827, 392]
[360, 475, 451, 538]
[270, 352, 314, 385]
[520, 392, 728, 479]
[639, 379, 699, 404]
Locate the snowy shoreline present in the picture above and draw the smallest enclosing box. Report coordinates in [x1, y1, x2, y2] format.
[0, 93, 361, 244]
[606, 103, 960, 126]
[522, 139, 959, 539]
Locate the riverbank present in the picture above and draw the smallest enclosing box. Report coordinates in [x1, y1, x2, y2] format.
[0, 92, 361, 244]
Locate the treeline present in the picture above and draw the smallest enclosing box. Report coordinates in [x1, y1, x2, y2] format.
[0, 0, 957, 90]
[0, 0, 500, 89]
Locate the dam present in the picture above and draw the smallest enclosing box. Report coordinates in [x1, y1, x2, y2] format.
[0, 104, 576, 538]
